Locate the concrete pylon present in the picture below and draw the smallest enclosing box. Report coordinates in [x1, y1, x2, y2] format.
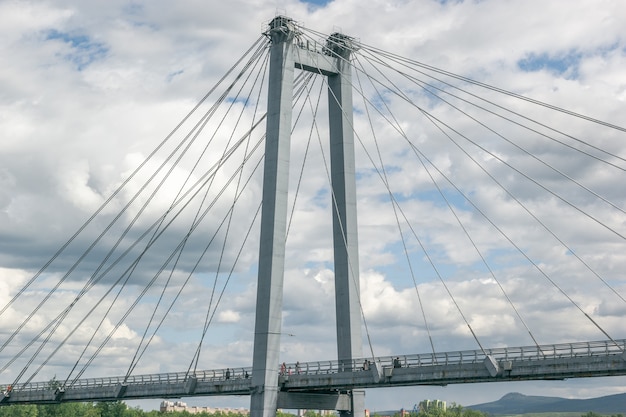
[326, 32, 364, 417]
[250, 16, 297, 417]
[250, 17, 363, 417]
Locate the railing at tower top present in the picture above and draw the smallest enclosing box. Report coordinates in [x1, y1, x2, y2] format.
[5, 338, 625, 395]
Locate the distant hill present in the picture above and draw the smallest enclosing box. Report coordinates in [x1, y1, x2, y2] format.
[468, 392, 626, 415]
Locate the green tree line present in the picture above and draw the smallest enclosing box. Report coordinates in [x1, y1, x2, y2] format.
[381, 403, 487, 417]
[0, 402, 259, 417]
[384, 406, 625, 417]
[0, 404, 622, 417]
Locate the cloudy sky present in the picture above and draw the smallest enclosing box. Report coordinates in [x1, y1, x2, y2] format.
[1, 0, 625, 412]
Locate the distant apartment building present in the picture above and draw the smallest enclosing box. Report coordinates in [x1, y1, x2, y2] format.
[418, 400, 446, 412]
[160, 400, 250, 415]
[295, 410, 336, 416]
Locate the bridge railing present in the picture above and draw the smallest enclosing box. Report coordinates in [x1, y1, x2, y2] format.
[7, 367, 254, 393]
[7, 339, 624, 393]
[283, 338, 626, 374]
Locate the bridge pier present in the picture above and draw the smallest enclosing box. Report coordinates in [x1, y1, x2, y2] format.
[277, 392, 352, 411]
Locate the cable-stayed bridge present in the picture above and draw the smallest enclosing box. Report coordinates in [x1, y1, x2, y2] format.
[1, 16, 625, 417]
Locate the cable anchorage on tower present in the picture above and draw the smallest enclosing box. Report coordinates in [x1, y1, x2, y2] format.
[263, 15, 301, 44]
[324, 32, 360, 58]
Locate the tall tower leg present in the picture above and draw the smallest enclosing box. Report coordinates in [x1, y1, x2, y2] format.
[327, 34, 365, 417]
[251, 20, 363, 417]
[250, 17, 296, 417]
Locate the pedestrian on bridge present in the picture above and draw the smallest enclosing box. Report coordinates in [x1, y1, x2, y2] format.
[393, 357, 401, 368]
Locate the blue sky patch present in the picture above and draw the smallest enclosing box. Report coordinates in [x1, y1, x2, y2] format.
[517, 51, 581, 78]
[416, 188, 468, 209]
[225, 96, 252, 106]
[166, 69, 184, 83]
[300, 0, 332, 6]
[44, 29, 108, 70]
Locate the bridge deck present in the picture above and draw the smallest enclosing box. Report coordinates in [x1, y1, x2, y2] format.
[2, 339, 625, 405]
